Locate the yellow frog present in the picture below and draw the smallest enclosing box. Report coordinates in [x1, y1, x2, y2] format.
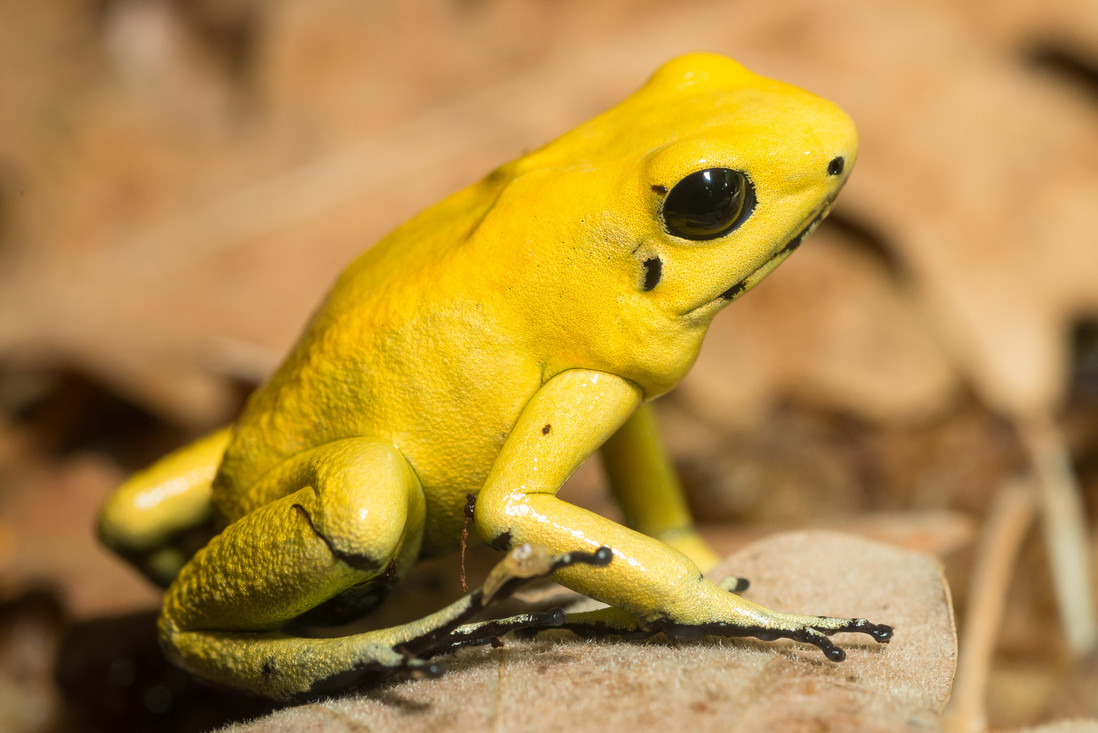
[98, 52, 891, 701]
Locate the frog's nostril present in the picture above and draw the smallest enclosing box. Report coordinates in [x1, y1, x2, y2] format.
[827, 156, 845, 176]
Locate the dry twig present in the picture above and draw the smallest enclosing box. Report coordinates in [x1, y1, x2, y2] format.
[943, 479, 1037, 733]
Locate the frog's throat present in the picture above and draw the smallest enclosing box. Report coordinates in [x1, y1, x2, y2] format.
[687, 199, 835, 317]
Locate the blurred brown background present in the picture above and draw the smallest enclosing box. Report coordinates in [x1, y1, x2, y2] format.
[1, 0, 1097, 730]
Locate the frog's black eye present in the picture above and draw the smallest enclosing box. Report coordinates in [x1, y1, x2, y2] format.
[661, 168, 754, 241]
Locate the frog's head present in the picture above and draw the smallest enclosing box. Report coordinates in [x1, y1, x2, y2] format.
[473, 53, 857, 396]
[624, 54, 856, 322]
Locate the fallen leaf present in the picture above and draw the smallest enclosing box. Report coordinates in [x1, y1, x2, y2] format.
[229, 531, 956, 732]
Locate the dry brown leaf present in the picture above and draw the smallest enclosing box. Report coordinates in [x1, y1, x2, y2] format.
[809, 1, 1098, 419]
[229, 532, 956, 733]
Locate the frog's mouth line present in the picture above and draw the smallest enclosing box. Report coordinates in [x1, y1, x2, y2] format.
[686, 200, 834, 317]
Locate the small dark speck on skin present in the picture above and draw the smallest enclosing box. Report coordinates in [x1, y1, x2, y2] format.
[642, 256, 662, 291]
[651, 184, 668, 195]
[542, 424, 551, 435]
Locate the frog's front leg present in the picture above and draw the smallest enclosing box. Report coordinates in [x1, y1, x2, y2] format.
[475, 370, 892, 660]
[602, 403, 722, 574]
[158, 439, 606, 700]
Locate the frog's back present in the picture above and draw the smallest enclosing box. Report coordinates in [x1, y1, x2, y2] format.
[212, 177, 544, 524]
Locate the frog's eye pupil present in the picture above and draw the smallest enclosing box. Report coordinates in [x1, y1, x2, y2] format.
[662, 168, 754, 241]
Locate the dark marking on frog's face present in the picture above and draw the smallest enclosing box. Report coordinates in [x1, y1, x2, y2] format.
[713, 190, 836, 305]
[642, 257, 662, 291]
[777, 225, 810, 256]
[718, 280, 746, 301]
[489, 530, 513, 551]
[541, 423, 552, 435]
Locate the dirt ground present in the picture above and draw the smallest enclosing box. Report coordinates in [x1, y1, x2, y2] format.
[1, 1, 1097, 731]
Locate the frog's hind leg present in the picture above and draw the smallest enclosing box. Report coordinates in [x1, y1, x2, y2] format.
[162, 544, 609, 700]
[98, 428, 231, 587]
[158, 438, 610, 700]
[159, 439, 424, 698]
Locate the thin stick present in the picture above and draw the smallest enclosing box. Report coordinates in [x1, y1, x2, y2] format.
[943, 479, 1037, 733]
[1018, 414, 1098, 657]
[460, 493, 477, 593]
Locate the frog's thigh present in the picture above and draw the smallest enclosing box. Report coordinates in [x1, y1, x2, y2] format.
[159, 440, 426, 688]
[165, 439, 424, 632]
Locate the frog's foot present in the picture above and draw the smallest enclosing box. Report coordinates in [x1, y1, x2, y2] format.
[521, 574, 750, 642]
[392, 544, 614, 662]
[531, 604, 891, 663]
[532, 606, 657, 641]
[349, 608, 572, 684]
[659, 613, 894, 662]
[304, 544, 614, 696]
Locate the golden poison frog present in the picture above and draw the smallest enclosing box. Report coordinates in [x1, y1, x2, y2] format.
[99, 53, 891, 700]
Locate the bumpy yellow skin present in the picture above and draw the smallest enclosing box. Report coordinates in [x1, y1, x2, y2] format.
[99, 53, 888, 701]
